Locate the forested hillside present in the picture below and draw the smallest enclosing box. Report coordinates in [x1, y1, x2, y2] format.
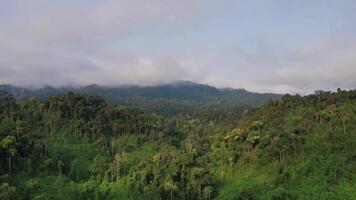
[0, 89, 355, 199]
[0, 82, 281, 116]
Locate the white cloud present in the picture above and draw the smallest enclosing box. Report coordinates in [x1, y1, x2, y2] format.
[0, 0, 230, 87]
[1, 0, 356, 94]
[216, 33, 356, 94]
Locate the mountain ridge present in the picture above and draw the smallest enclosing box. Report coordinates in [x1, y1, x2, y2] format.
[0, 82, 282, 116]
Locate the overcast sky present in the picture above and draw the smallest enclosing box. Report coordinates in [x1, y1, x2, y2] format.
[0, 0, 356, 94]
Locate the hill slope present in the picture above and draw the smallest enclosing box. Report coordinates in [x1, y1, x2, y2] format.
[0, 82, 281, 116]
[0, 89, 355, 199]
[215, 89, 356, 199]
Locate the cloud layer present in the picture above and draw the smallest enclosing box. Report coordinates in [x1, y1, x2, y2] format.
[1, 0, 356, 94]
[0, 0, 226, 87]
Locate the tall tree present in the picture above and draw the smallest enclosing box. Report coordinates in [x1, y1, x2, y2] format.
[1, 136, 17, 173]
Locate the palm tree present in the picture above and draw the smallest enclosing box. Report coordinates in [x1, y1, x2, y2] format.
[203, 186, 213, 200]
[114, 153, 123, 181]
[0, 136, 17, 173]
[338, 107, 351, 135]
[164, 177, 177, 200]
[251, 121, 263, 135]
[57, 156, 64, 176]
[301, 117, 313, 134]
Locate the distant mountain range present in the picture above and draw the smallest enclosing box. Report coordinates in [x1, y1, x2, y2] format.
[0, 81, 282, 116]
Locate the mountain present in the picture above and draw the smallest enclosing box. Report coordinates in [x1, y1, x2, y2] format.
[0, 81, 282, 116]
[0, 84, 73, 100]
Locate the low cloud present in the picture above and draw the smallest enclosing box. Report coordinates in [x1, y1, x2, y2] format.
[1, 1, 356, 94]
[255, 34, 356, 94]
[194, 32, 356, 94]
[0, 0, 228, 87]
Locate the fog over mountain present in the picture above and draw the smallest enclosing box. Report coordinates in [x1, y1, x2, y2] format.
[1, 1, 356, 94]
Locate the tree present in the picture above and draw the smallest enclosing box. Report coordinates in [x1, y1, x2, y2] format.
[15, 120, 27, 137]
[69, 159, 81, 181]
[246, 131, 260, 171]
[0, 183, 19, 200]
[164, 177, 177, 200]
[57, 157, 64, 176]
[288, 132, 301, 159]
[337, 106, 352, 135]
[1, 136, 17, 173]
[203, 186, 213, 200]
[110, 153, 123, 182]
[43, 111, 61, 136]
[251, 121, 263, 135]
[90, 155, 108, 181]
[298, 108, 315, 134]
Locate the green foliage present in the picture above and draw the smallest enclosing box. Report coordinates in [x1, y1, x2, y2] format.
[0, 82, 281, 116]
[0, 89, 355, 199]
[0, 183, 19, 200]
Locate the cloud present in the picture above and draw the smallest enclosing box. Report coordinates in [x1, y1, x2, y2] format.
[256, 33, 356, 94]
[0, 0, 230, 87]
[1, 0, 356, 94]
[202, 32, 356, 94]
[1, 0, 226, 44]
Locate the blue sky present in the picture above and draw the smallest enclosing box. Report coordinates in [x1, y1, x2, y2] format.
[0, 0, 356, 94]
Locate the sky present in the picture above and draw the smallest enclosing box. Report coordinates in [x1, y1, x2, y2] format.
[0, 0, 356, 94]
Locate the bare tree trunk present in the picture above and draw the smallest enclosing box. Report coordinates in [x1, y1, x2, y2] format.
[27, 158, 31, 173]
[232, 163, 236, 174]
[181, 164, 185, 185]
[223, 165, 228, 180]
[333, 165, 337, 186]
[116, 168, 120, 182]
[170, 188, 173, 200]
[8, 153, 11, 173]
[220, 164, 225, 181]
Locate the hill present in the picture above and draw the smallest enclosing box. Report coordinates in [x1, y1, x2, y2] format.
[0, 82, 281, 116]
[215, 89, 356, 199]
[0, 89, 355, 199]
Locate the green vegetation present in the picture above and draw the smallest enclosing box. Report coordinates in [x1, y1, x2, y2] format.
[0, 89, 355, 199]
[0, 82, 281, 116]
